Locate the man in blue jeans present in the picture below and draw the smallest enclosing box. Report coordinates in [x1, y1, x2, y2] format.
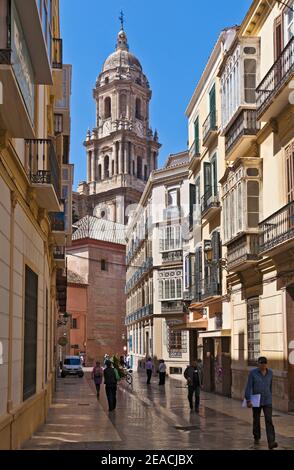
[245, 356, 278, 450]
[184, 361, 203, 412]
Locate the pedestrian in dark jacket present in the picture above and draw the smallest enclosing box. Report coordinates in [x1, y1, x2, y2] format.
[92, 361, 103, 399]
[104, 360, 118, 411]
[146, 357, 153, 384]
[245, 356, 278, 450]
[184, 361, 203, 412]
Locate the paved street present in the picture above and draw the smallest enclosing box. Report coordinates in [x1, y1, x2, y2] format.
[22, 372, 294, 450]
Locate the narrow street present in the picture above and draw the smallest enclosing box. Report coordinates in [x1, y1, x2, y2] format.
[22, 372, 294, 451]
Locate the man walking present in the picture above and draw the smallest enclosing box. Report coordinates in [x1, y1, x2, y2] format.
[104, 360, 118, 411]
[245, 356, 278, 450]
[158, 359, 166, 385]
[184, 361, 203, 412]
[146, 357, 153, 384]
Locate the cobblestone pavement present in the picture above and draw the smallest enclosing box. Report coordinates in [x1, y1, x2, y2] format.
[22, 371, 294, 450]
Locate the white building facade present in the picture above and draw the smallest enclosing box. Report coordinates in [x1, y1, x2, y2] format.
[126, 152, 191, 375]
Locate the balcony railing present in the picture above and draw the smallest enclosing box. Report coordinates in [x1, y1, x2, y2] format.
[53, 247, 65, 260]
[201, 187, 220, 216]
[256, 36, 294, 118]
[185, 283, 201, 303]
[125, 257, 153, 293]
[225, 109, 259, 155]
[161, 301, 185, 314]
[202, 266, 221, 299]
[25, 139, 60, 199]
[162, 250, 183, 264]
[52, 38, 63, 69]
[259, 201, 294, 253]
[227, 233, 259, 271]
[49, 212, 65, 231]
[203, 110, 217, 144]
[189, 139, 201, 160]
[126, 304, 153, 325]
[163, 206, 181, 220]
[0, 49, 11, 64]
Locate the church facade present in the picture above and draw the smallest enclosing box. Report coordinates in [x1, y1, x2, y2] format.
[74, 28, 161, 224]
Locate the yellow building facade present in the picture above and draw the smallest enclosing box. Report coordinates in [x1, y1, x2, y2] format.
[225, 0, 294, 412]
[0, 0, 72, 448]
[184, 0, 294, 411]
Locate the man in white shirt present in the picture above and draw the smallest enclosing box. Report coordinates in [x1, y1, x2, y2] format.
[158, 359, 167, 385]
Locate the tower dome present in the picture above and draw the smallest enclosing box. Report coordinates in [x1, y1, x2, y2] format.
[102, 30, 142, 72]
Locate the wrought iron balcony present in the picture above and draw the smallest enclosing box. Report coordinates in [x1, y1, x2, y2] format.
[203, 110, 218, 145]
[227, 233, 259, 272]
[162, 250, 183, 264]
[259, 201, 294, 254]
[0, 49, 11, 64]
[125, 257, 153, 293]
[161, 301, 185, 314]
[49, 212, 65, 231]
[126, 304, 153, 325]
[202, 266, 221, 300]
[256, 36, 294, 119]
[225, 109, 259, 156]
[201, 187, 220, 217]
[189, 139, 201, 161]
[52, 38, 63, 69]
[185, 283, 202, 304]
[53, 246, 65, 261]
[56, 268, 67, 313]
[25, 139, 60, 202]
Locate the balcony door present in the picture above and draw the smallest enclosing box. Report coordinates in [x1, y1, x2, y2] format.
[286, 142, 294, 202]
[209, 85, 216, 128]
[274, 15, 284, 60]
[274, 15, 284, 85]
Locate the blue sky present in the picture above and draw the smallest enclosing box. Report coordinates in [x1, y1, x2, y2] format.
[60, 0, 252, 189]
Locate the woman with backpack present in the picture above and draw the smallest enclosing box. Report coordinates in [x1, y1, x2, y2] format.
[92, 361, 103, 398]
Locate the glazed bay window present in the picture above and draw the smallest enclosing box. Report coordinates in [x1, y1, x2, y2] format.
[284, 1, 294, 46]
[247, 298, 260, 365]
[221, 39, 259, 130]
[159, 270, 183, 301]
[223, 166, 260, 243]
[160, 225, 181, 251]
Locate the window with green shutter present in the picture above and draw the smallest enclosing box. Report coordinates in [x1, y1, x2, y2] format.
[194, 117, 200, 154]
[204, 162, 212, 196]
[209, 84, 216, 128]
[189, 184, 196, 230]
[195, 246, 202, 301]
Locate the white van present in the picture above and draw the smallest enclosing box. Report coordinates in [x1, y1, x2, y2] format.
[61, 356, 84, 378]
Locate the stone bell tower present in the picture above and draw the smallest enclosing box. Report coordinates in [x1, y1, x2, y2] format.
[76, 25, 161, 225]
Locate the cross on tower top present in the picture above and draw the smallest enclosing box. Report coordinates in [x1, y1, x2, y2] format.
[119, 10, 125, 30]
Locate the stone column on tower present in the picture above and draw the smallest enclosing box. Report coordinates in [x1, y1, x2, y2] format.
[91, 151, 95, 182]
[114, 143, 118, 175]
[87, 151, 91, 182]
[118, 142, 123, 174]
[124, 142, 128, 175]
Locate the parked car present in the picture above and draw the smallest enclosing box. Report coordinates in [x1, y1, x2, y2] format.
[61, 356, 84, 378]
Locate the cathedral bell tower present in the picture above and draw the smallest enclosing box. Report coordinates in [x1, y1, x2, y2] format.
[77, 25, 161, 225]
